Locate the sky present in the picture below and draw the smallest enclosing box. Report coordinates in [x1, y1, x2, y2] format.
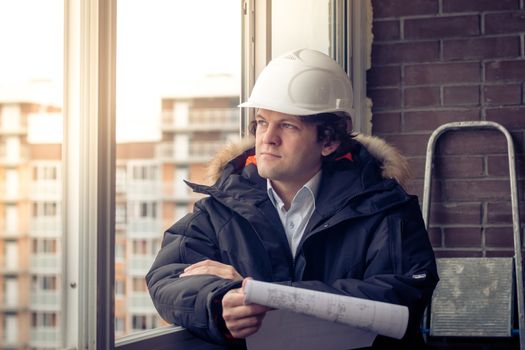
[0, 0, 240, 142]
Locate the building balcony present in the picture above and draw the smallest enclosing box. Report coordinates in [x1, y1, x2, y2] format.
[126, 219, 162, 238]
[0, 124, 28, 135]
[29, 328, 60, 348]
[29, 181, 62, 200]
[128, 292, 157, 313]
[161, 184, 204, 203]
[161, 108, 239, 132]
[155, 140, 225, 163]
[29, 217, 62, 237]
[30, 254, 61, 274]
[30, 290, 61, 311]
[0, 264, 27, 276]
[1, 299, 23, 312]
[128, 255, 156, 276]
[0, 145, 30, 166]
[0, 184, 23, 202]
[0, 230, 23, 239]
[125, 181, 161, 200]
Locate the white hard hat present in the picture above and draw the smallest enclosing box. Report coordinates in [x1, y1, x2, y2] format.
[239, 48, 354, 117]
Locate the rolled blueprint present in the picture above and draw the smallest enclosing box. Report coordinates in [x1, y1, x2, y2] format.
[244, 280, 408, 339]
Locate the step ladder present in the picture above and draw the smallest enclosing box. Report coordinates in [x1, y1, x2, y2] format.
[421, 121, 524, 349]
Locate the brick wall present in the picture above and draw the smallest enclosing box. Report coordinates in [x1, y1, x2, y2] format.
[368, 0, 525, 258]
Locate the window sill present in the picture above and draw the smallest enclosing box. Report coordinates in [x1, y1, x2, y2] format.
[115, 326, 228, 350]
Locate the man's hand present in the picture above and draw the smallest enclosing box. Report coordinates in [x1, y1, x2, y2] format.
[179, 259, 243, 281]
[222, 278, 272, 338]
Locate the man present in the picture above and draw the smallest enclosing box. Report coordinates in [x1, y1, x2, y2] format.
[146, 48, 438, 348]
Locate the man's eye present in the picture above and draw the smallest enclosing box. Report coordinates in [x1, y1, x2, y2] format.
[256, 119, 267, 126]
[281, 123, 296, 129]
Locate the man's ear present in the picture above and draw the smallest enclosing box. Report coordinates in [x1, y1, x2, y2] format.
[321, 140, 340, 157]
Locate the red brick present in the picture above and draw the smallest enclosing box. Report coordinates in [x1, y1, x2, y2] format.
[485, 250, 515, 257]
[487, 201, 525, 224]
[443, 0, 519, 12]
[484, 85, 522, 105]
[404, 109, 480, 132]
[485, 11, 525, 34]
[367, 66, 401, 87]
[436, 130, 508, 155]
[512, 131, 525, 155]
[434, 155, 485, 178]
[372, 41, 439, 64]
[434, 250, 482, 258]
[372, 20, 400, 41]
[369, 88, 401, 109]
[371, 112, 401, 133]
[485, 227, 514, 247]
[405, 63, 480, 85]
[428, 227, 442, 247]
[404, 178, 442, 200]
[487, 155, 525, 177]
[407, 157, 426, 179]
[444, 180, 514, 201]
[486, 60, 525, 82]
[486, 106, 525, 129]
[444, 227, 482, 247]
[443, 86, 480, 106]
[404, 87, 440, 108]
[372, 0, 438, 18]
[405, 15, 480, 39]
[404, 180, 424, 199]
[443, 36, 520, 61]
[430, 202, 482, 225]
[381, 134, 431, 156]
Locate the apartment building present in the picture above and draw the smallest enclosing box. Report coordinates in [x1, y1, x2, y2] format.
[0, 101, 62, 349]
[0, 81, 239, 347]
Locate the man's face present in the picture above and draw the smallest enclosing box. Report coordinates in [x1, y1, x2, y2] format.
[255, 109, 338, 190]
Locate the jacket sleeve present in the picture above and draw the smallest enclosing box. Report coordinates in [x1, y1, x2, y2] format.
[145, 204, 241, 345]
[289, 199, 438, 341]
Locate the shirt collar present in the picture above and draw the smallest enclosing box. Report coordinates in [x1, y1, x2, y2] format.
[267, 170, 322, 211]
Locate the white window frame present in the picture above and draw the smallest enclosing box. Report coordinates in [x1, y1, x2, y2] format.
[241, 0, 370, 135]
[61, 0, 367, 349]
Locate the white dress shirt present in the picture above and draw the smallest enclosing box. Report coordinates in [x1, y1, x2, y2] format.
[267, 170, 322, 258]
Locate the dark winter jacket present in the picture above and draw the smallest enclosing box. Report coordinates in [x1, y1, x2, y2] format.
[146, 134, 439, 348]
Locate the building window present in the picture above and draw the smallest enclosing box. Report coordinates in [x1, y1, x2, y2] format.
[134, 201, 157, 219]
[31, 312, 58, 328]
[131, 315, 158, 331]
[32, 276, 58, 291]
[132, 277, 147, 293]
[32, 201, 58, 217]
[116, 203, 127, 224]
[33, 165, 58, 180]
[132, 240, 147, 255]
[115, 317, 125, 333]
[32, 238, 58, 254]
[115, 280, 126, 296]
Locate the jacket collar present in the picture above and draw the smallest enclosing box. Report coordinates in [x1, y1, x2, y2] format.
[186, 134, 412, 217]
[204, 134, 411, 188]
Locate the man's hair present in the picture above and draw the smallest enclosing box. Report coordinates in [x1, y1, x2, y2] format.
[249, 112, 356, 162]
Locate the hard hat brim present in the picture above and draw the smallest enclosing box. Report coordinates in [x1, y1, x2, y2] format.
[238, 101, 353, 117]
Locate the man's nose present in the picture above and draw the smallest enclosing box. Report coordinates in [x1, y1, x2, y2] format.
[262, 123, 281, 145]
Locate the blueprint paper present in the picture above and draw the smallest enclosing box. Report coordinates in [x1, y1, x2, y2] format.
[246, 309, 376, 350]
[244, 279, 408, 339]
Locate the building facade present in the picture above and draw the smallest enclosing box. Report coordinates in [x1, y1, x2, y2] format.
[0, 90, 239, 348]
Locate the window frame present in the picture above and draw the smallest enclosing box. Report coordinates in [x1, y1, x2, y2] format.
[61, 0, 368, 349]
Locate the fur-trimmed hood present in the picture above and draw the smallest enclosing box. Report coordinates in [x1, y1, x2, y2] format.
[206, 134, 410, 188]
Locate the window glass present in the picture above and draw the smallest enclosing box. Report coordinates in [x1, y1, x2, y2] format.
[115, 0, 241, 338]
[0, 1, 63, 349]
[272, 0, 332, 57]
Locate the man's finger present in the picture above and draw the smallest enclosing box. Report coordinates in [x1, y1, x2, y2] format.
[183, 259, 216, 271]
